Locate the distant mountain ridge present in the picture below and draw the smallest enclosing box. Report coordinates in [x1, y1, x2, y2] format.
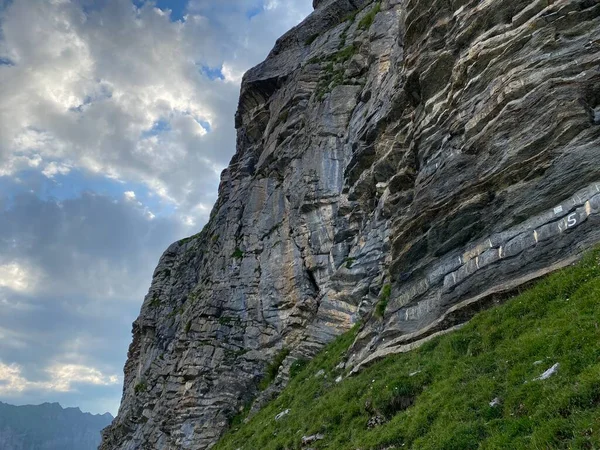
[0, 401, 113, 450]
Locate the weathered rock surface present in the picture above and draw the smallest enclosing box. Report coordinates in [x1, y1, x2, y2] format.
[101, 0, 600, 448]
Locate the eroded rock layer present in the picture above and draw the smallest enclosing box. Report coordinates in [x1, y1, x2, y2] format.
[101, 0, 600, 448]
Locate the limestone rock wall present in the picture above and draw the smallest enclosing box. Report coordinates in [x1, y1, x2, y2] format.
[101, 0, 600, 448]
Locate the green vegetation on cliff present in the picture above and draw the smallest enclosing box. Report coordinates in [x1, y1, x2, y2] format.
[215, 250, 600, 449]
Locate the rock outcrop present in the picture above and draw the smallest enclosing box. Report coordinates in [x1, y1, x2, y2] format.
[101, 0, 600, 448]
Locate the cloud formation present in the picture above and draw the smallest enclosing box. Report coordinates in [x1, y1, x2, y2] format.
[0, 190, 186, 413]
[0, 0, 313, 414]
[0, 362, 119, 395]
[0, 0, 311, 224]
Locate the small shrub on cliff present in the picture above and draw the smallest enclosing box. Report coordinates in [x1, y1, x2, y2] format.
[134, 381, 147, 394]
[229, 403, 252, 429]
[358, 2, 381, 30]
[148, 294, 161, 309]
[304, 33, 319, 46]
[178, 232, 201, 245]
[334, 44, 357, 64]
[232, 248, 244, 259]
[313, 44, 360, 101]
[375, 283, 391, 318]
[344, 257, 356, 269]
[259, 348, 291, 390]
[276, 109, 289, 125]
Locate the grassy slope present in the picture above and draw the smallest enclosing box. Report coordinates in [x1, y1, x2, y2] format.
[215, 250, 600, 450]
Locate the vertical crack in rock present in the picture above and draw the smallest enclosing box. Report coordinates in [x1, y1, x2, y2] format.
[102, 0, 600, 448]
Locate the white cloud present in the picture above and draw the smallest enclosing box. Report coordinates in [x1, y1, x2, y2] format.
[42, 161, 71, 178]
[0, 0, 314, 415]
[0, 263, 40, 293]
[221, 62, 245, 84]
[0, 361, 119, 395]
[46, 364, 120, 392]
[0, 0, 313, 223]
[0, 153, 43, 177]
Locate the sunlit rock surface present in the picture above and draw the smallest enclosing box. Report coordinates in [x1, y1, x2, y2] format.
[101, 0, 600, 448]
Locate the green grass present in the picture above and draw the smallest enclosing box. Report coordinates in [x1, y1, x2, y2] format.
[219, 316, 240, 326]
[333, 44, 357, 64]
[358, 2, 381, 30]
[232, 248, 244, 259]
[375, 283, 391, 318]
[134, 381, 147, 395]
[290, 359, 309, 379]
[344, 257, 356, 269]
[148, 294, 161, 309]
[277, 109, 289, 125]
[259, 348, 291, 391]
[167, 306, 184, 319]
[215, 249, 600, 449]
[312, 44, 359, 101]
[178, 225, 208, 245]
[305, 33, 319, 46]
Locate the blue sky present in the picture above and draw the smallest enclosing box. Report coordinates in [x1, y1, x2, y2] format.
[0, 0, 312, 415]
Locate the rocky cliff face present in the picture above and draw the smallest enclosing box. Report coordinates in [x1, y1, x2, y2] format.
[101, 0, 600, 448]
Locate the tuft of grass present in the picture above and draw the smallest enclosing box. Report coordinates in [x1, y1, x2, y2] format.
[187, 291, 200, 303]
[277, 109, 289, 125]
[148, 294, 161, 309]
[375, 283, 391, 318]
[232, 248, 244, 259]
[134, 381, 147, 395]
[305, 33, 319, 46]
[358, 2, 381, 30]
[342, 9, 359, 24]
[215, 249, 600, 449]
[313, 44, 360, 101]
[178, 233, 201, 245]
[334, 44, 358, 64]
[178, 223, 210, 245]
[290, 359, 309, 379]
[185, 320, 192, 333]
[259, 348, 291, 391]
[167, 306, 184, 319]
[229, 402, 252, 428]
[344, 257, 356, 269]
[219, 316, 239, 326]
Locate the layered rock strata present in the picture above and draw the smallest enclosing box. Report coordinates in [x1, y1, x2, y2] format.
[101, 0, 600, 448]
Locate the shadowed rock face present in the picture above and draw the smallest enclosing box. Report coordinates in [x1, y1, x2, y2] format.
[101, 0, 600, 448]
